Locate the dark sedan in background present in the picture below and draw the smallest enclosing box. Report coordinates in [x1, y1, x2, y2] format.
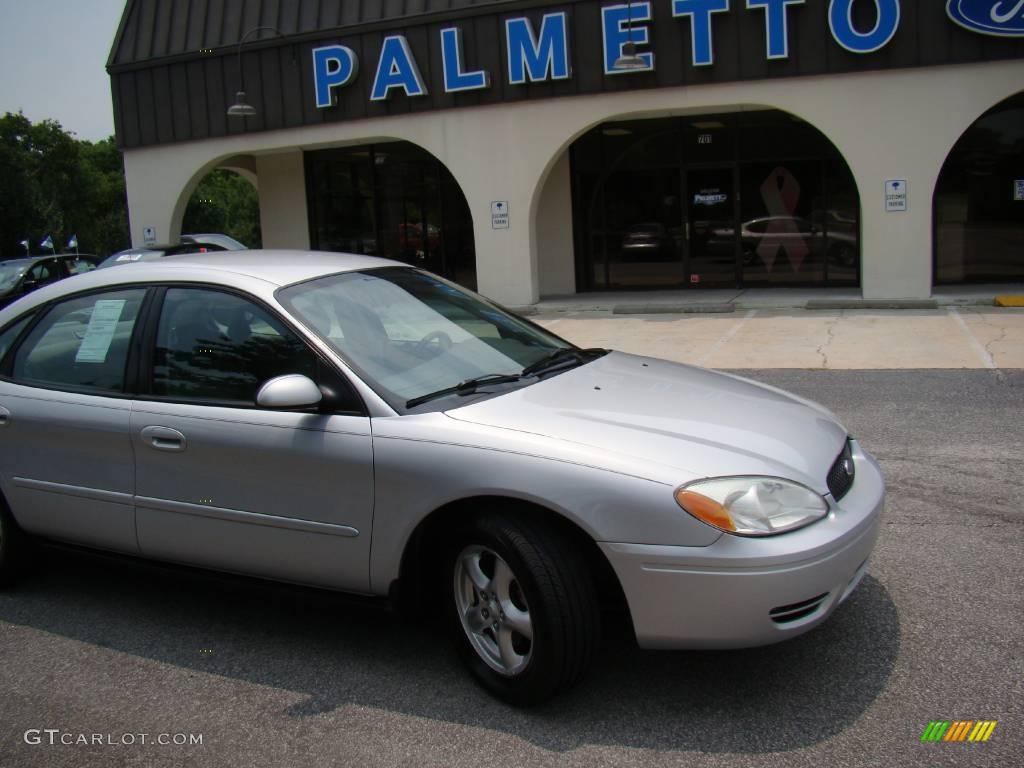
[0, 254, 100, 310]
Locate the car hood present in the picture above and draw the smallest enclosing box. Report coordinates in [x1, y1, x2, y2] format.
[444, 352, 847, 491]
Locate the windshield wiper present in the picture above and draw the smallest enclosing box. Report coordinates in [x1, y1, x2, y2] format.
[405, 373, 523, 409]
[520, 347, 607, 378]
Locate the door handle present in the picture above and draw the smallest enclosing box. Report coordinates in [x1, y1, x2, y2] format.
[0, 405, 9, 426]
[141, 425, 187, 452]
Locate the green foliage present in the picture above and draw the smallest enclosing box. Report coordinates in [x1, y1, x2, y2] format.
[0, 112, 130, 258]
[0, 112, 262, 259]
[182, 170, 262, 248]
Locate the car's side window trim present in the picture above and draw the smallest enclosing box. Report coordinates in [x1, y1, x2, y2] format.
[133, 282, 368, 417]
[124, 286, 164, 396]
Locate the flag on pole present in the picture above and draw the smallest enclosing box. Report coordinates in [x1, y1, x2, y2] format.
[40, 234, 54, 252]
[19, 239, 29, 251]
[67, 234, 78, 250]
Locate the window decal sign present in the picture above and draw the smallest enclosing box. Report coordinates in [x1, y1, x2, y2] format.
[946, 0, 1024, 37]
[759, 166, 808, 272]
[75, 300, 126, 363]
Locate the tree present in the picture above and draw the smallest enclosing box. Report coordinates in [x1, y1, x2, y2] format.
[0, 112, 130, 258]
[182, 170, 262, 248]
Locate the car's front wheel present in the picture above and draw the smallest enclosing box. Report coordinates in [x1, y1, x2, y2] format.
[448, 512, 600, 705]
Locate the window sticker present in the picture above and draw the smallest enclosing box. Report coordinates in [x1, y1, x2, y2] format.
[75, 300, 127, 363]
[116, 253, 144, 262]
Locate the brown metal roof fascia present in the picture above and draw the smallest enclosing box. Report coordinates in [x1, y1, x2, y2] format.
[106, 0, 575, 74]
[107, 0, 140, 70]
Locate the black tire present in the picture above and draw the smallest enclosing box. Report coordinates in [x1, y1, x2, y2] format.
[0, 496, 26, 587]
[446, 511, 600, 706]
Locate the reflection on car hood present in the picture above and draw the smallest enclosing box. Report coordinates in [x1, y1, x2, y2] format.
[444, 352, 847, 491]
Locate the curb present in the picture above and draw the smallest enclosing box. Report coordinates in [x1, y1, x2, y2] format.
[613, 303, 734, 315]
[805, 299, 938, 310]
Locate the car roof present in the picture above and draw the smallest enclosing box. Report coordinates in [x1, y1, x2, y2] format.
[0, 250, 409, 326]
[162, 250, 404, 283]
[65, 250, 400, 288]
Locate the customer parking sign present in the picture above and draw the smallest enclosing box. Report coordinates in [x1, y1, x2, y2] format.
[1015, 180, 1024, 201]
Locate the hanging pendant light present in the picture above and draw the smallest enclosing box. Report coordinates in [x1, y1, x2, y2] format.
[612, 1, 648, 71]
[227, 26, 284, 118]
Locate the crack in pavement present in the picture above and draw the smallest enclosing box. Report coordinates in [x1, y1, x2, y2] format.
[815, 313, 841, 369]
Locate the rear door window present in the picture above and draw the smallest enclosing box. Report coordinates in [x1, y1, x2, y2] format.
[11, 289, 146, 394]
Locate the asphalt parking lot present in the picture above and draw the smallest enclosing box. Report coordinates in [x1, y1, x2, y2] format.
[1, 313, 1022, 767]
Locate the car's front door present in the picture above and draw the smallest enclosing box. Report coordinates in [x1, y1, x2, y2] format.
[131, 286, 374, 591]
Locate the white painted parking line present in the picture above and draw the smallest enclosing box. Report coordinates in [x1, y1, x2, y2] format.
[696, 310, 757, 367]
[947, 308, 997, 369]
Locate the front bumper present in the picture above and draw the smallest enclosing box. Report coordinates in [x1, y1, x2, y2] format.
[600, 441, 884, 650]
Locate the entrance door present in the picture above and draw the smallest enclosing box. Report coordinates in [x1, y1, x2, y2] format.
[685, 167, 738, 286]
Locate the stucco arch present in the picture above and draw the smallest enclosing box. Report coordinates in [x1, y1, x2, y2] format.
[930, 86, 1024, 222]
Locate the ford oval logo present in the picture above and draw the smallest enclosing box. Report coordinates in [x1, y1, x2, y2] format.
[947, 0, 1024, 36]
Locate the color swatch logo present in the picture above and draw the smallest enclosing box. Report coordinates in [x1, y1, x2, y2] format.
[921, 720, 997, 742]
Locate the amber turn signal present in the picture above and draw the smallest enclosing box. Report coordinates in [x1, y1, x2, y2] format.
[674, 489, 737, 532]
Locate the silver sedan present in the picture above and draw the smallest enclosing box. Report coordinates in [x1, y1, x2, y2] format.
[0, 251, 883, 705]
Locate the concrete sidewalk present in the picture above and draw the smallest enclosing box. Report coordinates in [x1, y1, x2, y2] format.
[516, 283, 1024, 315]
[532, 306, 1024, 369]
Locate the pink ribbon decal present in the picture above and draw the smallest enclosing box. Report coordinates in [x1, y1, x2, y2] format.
[757, 166, 809, 273]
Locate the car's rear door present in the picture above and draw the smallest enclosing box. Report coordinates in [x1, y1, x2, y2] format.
[130, 285, 374, 592]
[0, 288, 148, 552]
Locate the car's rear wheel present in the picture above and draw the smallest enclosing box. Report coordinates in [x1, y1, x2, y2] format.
[447, 512, 600, 705]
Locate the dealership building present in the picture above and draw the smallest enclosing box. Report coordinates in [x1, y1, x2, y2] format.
[108, 0, 1024, 306]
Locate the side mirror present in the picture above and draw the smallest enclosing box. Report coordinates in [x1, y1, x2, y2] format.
[256, 374, 323, 409]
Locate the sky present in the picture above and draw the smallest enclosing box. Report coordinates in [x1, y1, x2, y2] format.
[0, 0, 128, 141]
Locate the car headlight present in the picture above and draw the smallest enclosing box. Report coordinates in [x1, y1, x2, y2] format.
[674, 477, 829, 536]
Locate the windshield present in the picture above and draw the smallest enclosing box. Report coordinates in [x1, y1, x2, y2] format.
[278, 268, 575, 411]
[0, 260, 31, 293]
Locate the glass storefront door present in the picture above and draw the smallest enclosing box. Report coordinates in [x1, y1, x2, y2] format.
[685, 167, 737, 286]
[571, 111, 860, 291]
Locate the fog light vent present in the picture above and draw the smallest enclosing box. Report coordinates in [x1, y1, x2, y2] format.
[769, 592, 830, 624]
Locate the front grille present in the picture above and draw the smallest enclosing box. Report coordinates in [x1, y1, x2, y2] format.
[770, 592, 830, 624]
[827, 440, 856, 501]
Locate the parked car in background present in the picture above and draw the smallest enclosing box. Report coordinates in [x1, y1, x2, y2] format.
[99, 233, 247, 269]
[0, 250, 883, 705]
[621, 222, 674, 260]
[0, 254, 101, 310]
[181, 233, 247, 251]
